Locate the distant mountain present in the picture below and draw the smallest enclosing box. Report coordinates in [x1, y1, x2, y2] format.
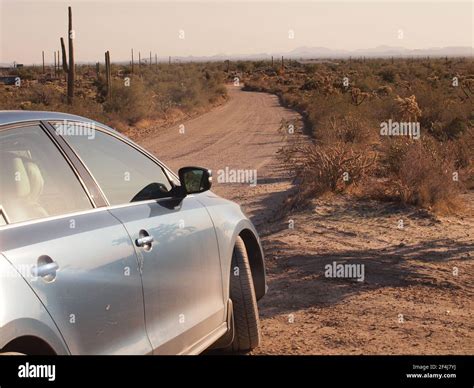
[159, 45, 473, 63]
[287, 45, 473, 59]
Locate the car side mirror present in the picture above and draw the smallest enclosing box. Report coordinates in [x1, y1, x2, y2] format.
[178, 167, 212, 195]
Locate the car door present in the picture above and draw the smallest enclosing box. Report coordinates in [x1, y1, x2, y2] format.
[58, 123, 226, 354]
[0, 122, 151, 355]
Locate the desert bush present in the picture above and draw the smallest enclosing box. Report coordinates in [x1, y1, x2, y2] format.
[25, 84, 63, 106]
[243, 57, 473, 212]
[390, 140, 460, 211]
[0, 62, 227, 130]
[378, 67, 397, 83]
[318, 114, 375, 145]
[103, 79, 152, 124]
[280, 142, 377, 207]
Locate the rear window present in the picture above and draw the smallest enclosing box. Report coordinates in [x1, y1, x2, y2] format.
[0, 125, 93, 224]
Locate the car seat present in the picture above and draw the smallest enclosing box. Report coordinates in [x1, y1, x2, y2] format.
[0, 151, 48, 223]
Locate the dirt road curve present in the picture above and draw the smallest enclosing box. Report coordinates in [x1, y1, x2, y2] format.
[138, 85, 474, 355]
[142, 84, 299, 227]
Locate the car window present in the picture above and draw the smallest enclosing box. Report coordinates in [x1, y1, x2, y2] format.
[0, 208, 7, 226]
[0, 125, 93, 224]
[54, 123, 173, 205]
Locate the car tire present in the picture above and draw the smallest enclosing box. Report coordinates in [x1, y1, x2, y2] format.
[229, 236, 261, 352]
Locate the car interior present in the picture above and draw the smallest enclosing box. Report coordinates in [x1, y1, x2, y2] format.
[0, 125, 92, 224]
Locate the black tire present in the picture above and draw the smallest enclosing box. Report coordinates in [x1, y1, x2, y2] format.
[229, 236, 261, 352]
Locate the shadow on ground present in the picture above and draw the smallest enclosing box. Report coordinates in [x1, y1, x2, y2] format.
[259, 238, 473, 319]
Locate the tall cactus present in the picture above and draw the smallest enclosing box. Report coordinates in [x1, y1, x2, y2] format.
[105, 51, 111, 99]
[67, 6, 75, 104]
[60, 37, 68, 77]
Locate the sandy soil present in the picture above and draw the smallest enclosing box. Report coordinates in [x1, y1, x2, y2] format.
[136, 85, 474, 355]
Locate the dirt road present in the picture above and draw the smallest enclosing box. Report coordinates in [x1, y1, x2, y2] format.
[141, 84, 300, 227]
[137, 85, 474, 355]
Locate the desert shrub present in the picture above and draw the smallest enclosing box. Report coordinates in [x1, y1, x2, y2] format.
[397, 142, 458, 210]
[25, 84, 62, 106]
[280, 142, 377, 207]
[449, 127, 474, 170]
[380, 137, 411, 175]
[318, 114, 374, 145]
[440, 117, 468, 140]
[103, 79, 152, 124]
[378, 67, 397, 83]
[300, 78, 318, 91]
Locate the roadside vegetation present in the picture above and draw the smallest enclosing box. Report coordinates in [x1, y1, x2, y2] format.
[0, 62, 228, 132]
[241, 58, 474, 213]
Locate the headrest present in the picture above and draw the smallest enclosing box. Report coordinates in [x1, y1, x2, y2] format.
[0, 152, 31, 199]
[23, 160, 44, 200]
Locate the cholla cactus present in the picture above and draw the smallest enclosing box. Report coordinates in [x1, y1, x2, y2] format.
[350, 87, 372, 106]
[395, 95, 422, 121]
[460, 77, 474, 102]
[300, 72, 339, 95]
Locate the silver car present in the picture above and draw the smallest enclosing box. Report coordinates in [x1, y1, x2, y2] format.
[0, 111, 266, 355]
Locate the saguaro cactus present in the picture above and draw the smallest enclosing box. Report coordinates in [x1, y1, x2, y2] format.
[60, 37, 68, 76]
[105, 51, 111, 99]
[67, 6, 75, 104]
[131, 49, 134, 74]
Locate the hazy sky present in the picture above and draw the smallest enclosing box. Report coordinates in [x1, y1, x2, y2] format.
[0, 0, 472, 64]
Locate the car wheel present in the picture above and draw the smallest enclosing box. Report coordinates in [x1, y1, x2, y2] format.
[229, 236, 261, 352]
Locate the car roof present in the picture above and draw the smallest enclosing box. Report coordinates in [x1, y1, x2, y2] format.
[0, 110, 114, 131]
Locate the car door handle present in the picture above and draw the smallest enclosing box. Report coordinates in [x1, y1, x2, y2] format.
[136, 235, 154, 247]
[32, 262, 59, 278]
